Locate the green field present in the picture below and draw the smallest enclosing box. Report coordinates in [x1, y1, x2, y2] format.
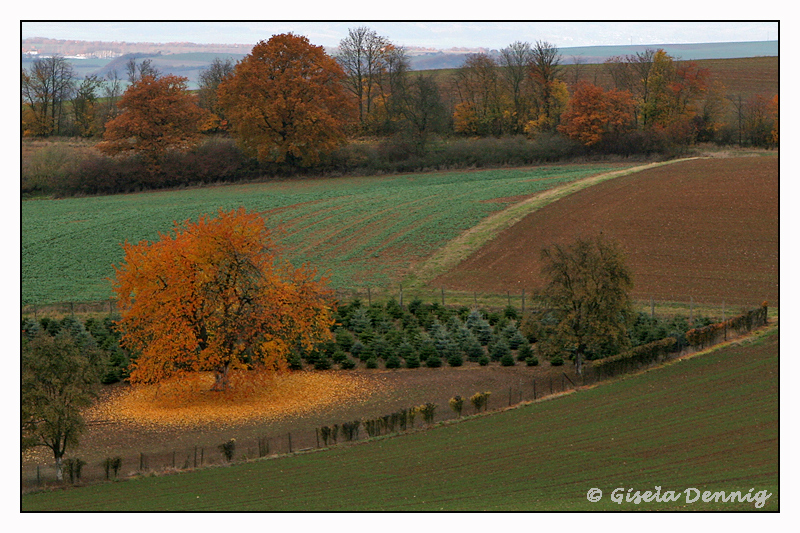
[21, 327, 779, 511]
[22, 164, 630, 306]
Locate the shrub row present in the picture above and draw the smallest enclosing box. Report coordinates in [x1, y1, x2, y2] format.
[25, 132, 678, 198]
[593, 337, 678, 377]
[686, 304, 768, 348]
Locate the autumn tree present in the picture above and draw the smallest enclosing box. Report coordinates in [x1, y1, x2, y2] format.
[21, 332, 101, 481]
[99, 74, 207, 167]
[112, 208, 335, 391]
[535, 235, 634, 376]
[558, 82, 635, 147]
[218, 33, 354, 167]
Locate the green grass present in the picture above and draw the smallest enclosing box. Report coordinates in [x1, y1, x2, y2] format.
[22, 164, 629, 305]
[21, 327, 778, 511]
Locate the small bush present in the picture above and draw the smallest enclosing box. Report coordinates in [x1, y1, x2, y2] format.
[339, 357, 357, 370]
[478, 355, 490, 366]
[218, 439, 236, 462]
[404, 353, 421, 369]
[550, 355, 564, 367]
[526, 356, 539, 366]
[447, 352, 464, 367]
[385, 355, 402, 369]
[365, 357, 379, 369]
[500, 353, 516, 366]
[314, 357, 332, 370]
[419, 402, 437, 424]
[449, 395, 465, 417]
[425, 355, 442, 368]
[470, 391, 491, 412]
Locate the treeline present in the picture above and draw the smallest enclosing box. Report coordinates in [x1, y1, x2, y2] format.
[21, 27, 779, 197]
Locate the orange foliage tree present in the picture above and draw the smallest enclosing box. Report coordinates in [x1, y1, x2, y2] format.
[99, 74, 208, 166]
[217, 33, 355, 167]
[558, 82, 635, 147]
[112, 208, 336, 391]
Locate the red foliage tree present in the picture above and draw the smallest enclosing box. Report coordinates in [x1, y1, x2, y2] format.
[558, 82, 635, 147]
[99, 74, 208, 166]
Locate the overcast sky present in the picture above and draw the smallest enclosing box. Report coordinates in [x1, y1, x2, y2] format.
[21, 21, 779, 50]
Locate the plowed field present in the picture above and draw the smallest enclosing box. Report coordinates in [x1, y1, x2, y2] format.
[435, 155, 779, 307]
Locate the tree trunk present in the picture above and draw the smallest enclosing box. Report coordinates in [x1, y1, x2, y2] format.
[55, 455, 64, 481]
[212, 364, 230, 391]
[575, 346, 584, 376]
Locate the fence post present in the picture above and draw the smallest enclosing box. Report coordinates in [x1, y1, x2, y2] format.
[367, 287, 371, 307]
[508, 387, 512, 406]
[441, 287, 445, 306]
[399, 285, 403, 307]
[288, 432, 293, 453]
[200, 447, 204, 466]
[316, 428, 320, 448]
[533, 378, 536, 400]
[650, 296, 654, 318]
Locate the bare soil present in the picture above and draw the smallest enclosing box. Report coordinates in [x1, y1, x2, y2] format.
[434, 155, 779, 307]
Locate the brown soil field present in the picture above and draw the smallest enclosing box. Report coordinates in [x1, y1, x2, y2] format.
[433, 155, 779, 308]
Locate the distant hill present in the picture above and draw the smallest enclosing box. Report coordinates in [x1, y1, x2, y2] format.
[21, 37, 778, 88]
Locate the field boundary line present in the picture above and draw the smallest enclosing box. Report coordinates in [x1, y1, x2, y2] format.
[408, 157, 703, 286]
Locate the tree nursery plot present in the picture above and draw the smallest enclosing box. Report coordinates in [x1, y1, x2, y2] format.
[21, 327, 778, 511]
[21, 163, 630, 306]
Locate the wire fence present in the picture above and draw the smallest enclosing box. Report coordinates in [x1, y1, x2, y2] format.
[20, 299, 771, 493]
[21, 366, 596, 492]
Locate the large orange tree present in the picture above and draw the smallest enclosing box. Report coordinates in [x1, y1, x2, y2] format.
[99, 74, 207, 166]
[112, 208, 335, 390]
[217, 33, 354, 167]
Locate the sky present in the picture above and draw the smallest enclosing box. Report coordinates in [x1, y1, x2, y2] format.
[20, 21, 779, 50]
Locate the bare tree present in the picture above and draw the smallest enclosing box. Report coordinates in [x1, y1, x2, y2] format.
[394, 74, 447, 153]
[451, 53, 503, 135]
[530, 41, 563, 132]
[125, 57, 160, 85]
[499, 41, 534, 133]
[337, 26, 391, 130]
[198, 57, 236, 123]
[21, 55, 75, 136]
[72, 75, 103, 136]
